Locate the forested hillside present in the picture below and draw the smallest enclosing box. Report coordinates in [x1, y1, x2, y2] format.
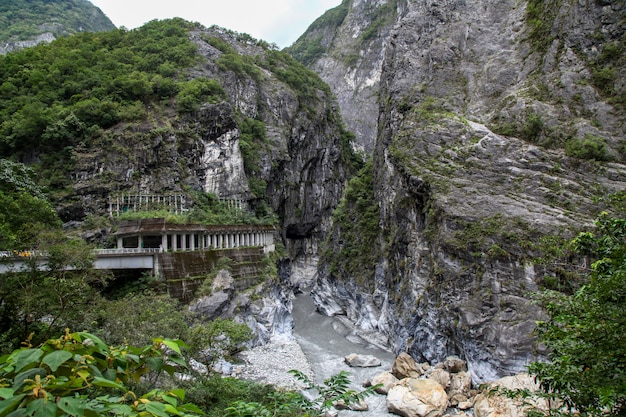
[0, 0, 114, 54]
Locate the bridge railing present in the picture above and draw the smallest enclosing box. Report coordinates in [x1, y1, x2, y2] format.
[94, 248, 162, 255]
[0, 250, 47, 258]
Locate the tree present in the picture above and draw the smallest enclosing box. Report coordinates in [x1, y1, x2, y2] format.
[529, 213, 625, 416]
[0, 231, 103, 352]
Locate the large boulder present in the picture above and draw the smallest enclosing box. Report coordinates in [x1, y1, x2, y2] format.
[427, 368, 451, 390]
[344, 353, 382, 368]
[392, 352, 424, 379]
[447, 371, 473, 406]
[371, 371, 399, 394]
[188, 291, 231, 319]
[443, 356, 468, 373]
[474, 373, 550, 417]
[387, 378, 448, 417]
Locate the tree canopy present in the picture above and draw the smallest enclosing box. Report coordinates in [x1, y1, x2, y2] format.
[0, 0, 114, 43]
[529, 213, 626, 416]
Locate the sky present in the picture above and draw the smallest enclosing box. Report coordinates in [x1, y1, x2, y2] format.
[88, 0, 342, 48]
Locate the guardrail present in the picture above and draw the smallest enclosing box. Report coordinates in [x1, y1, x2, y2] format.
[94, 248, 162, 255]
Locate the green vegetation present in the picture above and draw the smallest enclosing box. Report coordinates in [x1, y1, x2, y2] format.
[262, 49, 332, 108]
[530, 214, 625, 416]
[525, 0, 558, 53]
[323, 159, 379, 287]
[0, 160, 61, 250]
[176, 77, 225, 113]
[565, 133, 608, 161]
[499, 214, 626, 416]
[437, 213, 541, 260]
[491, 111, 555, 146]
[239, 118, 268, 198]
[359, 0, 397, 44]
[0, 18, 205, 187]
[0, 330, 203, 417]
[286, 0, 349, 66]
[225, 370, 377, 417]
[0, 0, 114, 43]
[589, 40, 626, 109]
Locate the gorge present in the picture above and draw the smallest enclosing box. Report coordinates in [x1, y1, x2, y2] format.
[0, 0, 624, 412]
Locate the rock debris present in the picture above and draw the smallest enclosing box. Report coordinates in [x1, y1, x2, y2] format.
[231, 338, 315, 390]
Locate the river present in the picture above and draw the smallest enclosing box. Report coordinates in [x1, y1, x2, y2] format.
[291, 292, 397, 417]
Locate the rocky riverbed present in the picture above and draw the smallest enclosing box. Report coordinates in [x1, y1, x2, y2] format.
[231, 336, 315, 390]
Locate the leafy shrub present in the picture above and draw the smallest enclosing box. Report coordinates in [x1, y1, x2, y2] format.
[0, 330, 203, 416]
[565, 133, 608, 161]
[526, 215, 626, 416]
[225, 370, 377, 417]
[323, 159, 379, 286]
[177, 78, 225, 113]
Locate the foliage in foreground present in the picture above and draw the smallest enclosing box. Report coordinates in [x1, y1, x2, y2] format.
[225, 370, 377, 417]
[0, 330, 203, 416]
[510, 214, 626, 416]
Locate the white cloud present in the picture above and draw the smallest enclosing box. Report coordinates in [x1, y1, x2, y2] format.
[88, 0, 341, 47]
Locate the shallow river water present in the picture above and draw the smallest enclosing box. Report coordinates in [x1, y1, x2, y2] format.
[291, 293, 397, 416]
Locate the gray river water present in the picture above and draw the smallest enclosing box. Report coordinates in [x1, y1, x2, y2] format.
[291, 293, 397, 416]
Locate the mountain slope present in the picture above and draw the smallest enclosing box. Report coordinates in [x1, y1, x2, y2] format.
[0, 19, 356, 262]
[313, 0, 626, 382]
[0, 0, 115, 54]
[287, 0, 400, 153]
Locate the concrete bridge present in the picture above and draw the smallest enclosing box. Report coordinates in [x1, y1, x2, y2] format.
[0, 219, 276, 278]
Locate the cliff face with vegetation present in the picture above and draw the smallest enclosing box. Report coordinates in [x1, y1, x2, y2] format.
[313, 0, 626, 382]
[0, 19, 355, 263]
[0, 0, 114, 54]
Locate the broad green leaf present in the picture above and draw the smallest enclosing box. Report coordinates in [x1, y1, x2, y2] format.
[13, 349, 43, 373]
[145, 356, 164, 372]
[102, 368, 117, 381]
[57, 396, 86, 416]
[167, 355, 187, 368]
[76, 332, 109, 353]
[42, 350, 73, 372]
[5, 408, 27, 417]
[0, 389, 14, 400]
[104, 403, 133, 414]
[0, 394, 25, 417]
[125, 354, 140, 363]
[92, 377, 126, 391]
[144, 401, 169, 417]
[161, 339, 182, 355]
[177, 403, 205, 414]
[24, 398, 57, 416]
[161, 394, 177, 407]
[12, 368, 45, 392]
[169, 389, 185, 401]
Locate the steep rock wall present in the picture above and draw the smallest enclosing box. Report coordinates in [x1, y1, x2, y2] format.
[314, 0, 626, 382]
[288, 0, 405, 153]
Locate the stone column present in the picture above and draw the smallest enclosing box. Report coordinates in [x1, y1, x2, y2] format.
[172, 234, 178, 251]
[117, 237, 123, 249]
[161, 234, 168, 251]
[190, 234, 195, 251]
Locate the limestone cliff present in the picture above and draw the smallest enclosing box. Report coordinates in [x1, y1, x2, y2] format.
[288, 0, 402, 153]
[313, 0, 626, 382]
